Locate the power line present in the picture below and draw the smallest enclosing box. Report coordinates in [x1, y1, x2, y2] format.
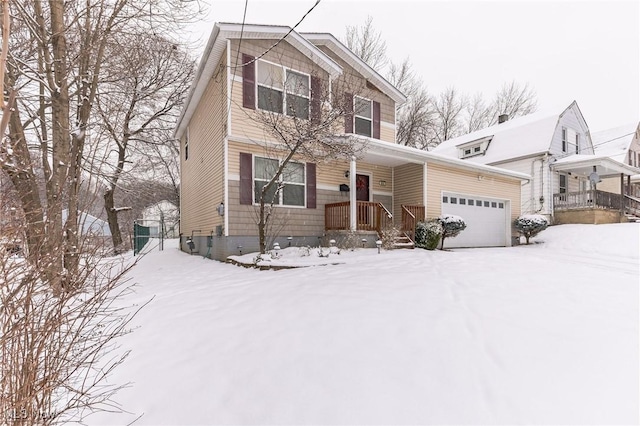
[228, 0, 321, 70]
[228, 0, 249, 105]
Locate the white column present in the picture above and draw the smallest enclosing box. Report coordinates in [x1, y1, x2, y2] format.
[350, 156, 357, 231]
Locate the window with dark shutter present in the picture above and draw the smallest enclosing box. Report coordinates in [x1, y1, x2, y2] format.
[239, 152, 253, 205]
[344, 92, 353, 133]
[242, 54, 256, 110]
[306, 163, 316, 209]
[372, 101, 381, 139]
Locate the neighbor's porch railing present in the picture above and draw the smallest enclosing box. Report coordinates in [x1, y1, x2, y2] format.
[325, 201, 392, 234]
[553, 189, 622, 210]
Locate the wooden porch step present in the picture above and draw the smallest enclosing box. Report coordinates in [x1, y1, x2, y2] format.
[392, 235, 415, 249]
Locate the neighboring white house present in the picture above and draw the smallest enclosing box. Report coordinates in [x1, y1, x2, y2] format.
[431, 101, 640, 222]
[592, 122, 640, 197]
[141, 200, 179, 238]
[61, 209, 111, 237]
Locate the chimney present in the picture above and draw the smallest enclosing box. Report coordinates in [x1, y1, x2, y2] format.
[498, 114, 509, 124]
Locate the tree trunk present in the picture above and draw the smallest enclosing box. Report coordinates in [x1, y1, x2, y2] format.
[104, 188, 124, 253]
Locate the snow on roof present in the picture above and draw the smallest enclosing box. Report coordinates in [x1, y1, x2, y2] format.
[431, 110, 561, 164]
[591, 122, 638, 162]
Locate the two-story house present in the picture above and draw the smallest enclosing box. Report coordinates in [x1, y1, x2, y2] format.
[592, 122, 640, 199]
[432, 102, 640, 224]
[175, 23, 529, 260]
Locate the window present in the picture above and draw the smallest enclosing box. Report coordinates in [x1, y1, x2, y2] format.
[254, 157, 305, 207]
[474, 146, 481, 153]
[484, 201, 490, 207]
[575, 133, 580, 154]
[354, 96, 372, 137]
[476, 200, 482, 206]
[257, 60, 309, 119]
[561, 127, 567, 152]
[460, 198, 466, 205]
[559, 174, 567, 194]
[491, 202, 497, 208]
[450, 197, 457, 204]
[464, 148, 472, 156]
[442, 196, 449, 203]
[498, 202, 504, 209]
[563, 128, 578, 153]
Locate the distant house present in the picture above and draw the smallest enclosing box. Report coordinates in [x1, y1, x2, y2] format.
[141, 200, 179, 238]
[174, 23, 529, 259]
[62, 209, 111, 237]
[592, 122, 640, 198]
[432, 102, 640, 224]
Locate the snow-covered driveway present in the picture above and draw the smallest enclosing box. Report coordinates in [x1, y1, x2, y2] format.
[93, 224, 638, 425]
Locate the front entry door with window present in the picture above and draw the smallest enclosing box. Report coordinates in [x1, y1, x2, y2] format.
[356, 174, 370, 227]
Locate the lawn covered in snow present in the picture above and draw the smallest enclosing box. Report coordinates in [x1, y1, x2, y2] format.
[91, 224, 639, 425]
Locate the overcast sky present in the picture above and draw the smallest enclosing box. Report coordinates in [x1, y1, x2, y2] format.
[187, 0, 639, 132]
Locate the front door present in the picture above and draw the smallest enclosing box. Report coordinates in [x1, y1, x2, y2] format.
[356, 174, 370, 227]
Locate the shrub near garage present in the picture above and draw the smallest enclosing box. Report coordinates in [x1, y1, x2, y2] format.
[415, 220, 442, 250]
[437, 215, 467, 250]
[514, 214, 549, 244]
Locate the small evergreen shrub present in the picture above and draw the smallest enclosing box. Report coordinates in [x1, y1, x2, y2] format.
[514, 214, 549, 244]
[437, 214, 467, 249]
[415, 220, 442, 250]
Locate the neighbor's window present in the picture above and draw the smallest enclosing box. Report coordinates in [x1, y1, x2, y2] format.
[257, 60, 309, 119]
[254, 156, 305, 207]
[354, 96, 372, 137]
[559, 174, 567, 194]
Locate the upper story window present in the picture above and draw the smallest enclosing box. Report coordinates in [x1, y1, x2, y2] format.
[254, 156, 305, 207]
[354, 96, 372, 137]
[257, 60, 309, 119]
[457, 136, 492, 158]
[184, 127, 189, 161]
[562, 127, 579, 154]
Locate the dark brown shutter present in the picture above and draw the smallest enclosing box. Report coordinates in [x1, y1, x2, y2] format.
[242, 54, 256, 110]
[344, 92, 353, 133]
[310, 76, 322, 123]
[239, 152, 253, 205]
[306, 163, 316, 209]
[373, 101, 381, 139]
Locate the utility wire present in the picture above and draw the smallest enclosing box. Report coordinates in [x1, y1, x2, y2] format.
[229, 0, 249, 105]
[229, 0, 321, 70]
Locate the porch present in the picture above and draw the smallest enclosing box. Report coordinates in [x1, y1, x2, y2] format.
[553, 189, 640, 223]
[325, 201, 425, 242]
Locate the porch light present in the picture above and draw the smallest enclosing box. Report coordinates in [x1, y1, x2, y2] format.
[287, 236, 293, 247]
[344, 171, 350, 178]
[217, 202, 224, 216]
[376, 240, 382, 254]
[237, 245, 243, 255]
[379, 180, 386, 187]
[361, 238, 367, 248]
[329, 239, 336, 247]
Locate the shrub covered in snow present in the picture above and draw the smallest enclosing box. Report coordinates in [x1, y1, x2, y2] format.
[437, 214, 467, 249]
[415, 220, 442, 250]
[514, 214, 549, 244]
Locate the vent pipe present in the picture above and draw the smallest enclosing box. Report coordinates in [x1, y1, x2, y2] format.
[498, 114, 509, 124]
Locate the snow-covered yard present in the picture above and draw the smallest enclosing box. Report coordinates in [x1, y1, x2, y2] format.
[92, 224, 638, 425]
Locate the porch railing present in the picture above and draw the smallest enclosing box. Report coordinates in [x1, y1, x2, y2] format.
[554, 189, 622, 210]
[401, 205, 425, 242]
[325, 201, 392, 234]
[624, 194, 640, 217]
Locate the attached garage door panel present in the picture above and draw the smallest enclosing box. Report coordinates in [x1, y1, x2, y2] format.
[442, 193, 507, 247]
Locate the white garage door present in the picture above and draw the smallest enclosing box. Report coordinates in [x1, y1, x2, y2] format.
[441, 193, 508, 247]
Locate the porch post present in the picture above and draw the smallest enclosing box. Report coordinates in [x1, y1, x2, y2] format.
[620, 173, 625, 214]
[350, 156, 357, 231]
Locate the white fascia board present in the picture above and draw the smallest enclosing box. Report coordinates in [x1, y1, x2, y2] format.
[360, 137, 531, 182]
[302, 33, 407, 105]
[552, 156, 640, 176]
[218, 23, 342, 79]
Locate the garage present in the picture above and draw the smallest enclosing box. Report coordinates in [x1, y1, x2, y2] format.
[441, 192, 509, 247]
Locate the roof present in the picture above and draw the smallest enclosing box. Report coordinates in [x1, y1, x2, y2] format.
[354, 136, 530, 182]
[591, 122, 638, 162]
[431, 102, 586, 165]
[551, 153, 640, 177]
[301, 32, 406, 104]
[174, 23, 406, 140]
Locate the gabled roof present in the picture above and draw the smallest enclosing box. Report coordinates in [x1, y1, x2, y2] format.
[431, 101, 587, 165]
[175, 23, 343, 140]
[301, 32, 407, 105]
[592, 122, 638, 162]
[175, 23, 407, 140]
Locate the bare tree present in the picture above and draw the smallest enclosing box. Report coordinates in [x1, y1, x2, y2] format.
[490, 80, 537, 122]
[249, 72, 364, 254]
[464, 92, 493, 133]
[344, 15, 388, 71]
[433, 87, 467, 143]
[94, 32, 194, 253]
